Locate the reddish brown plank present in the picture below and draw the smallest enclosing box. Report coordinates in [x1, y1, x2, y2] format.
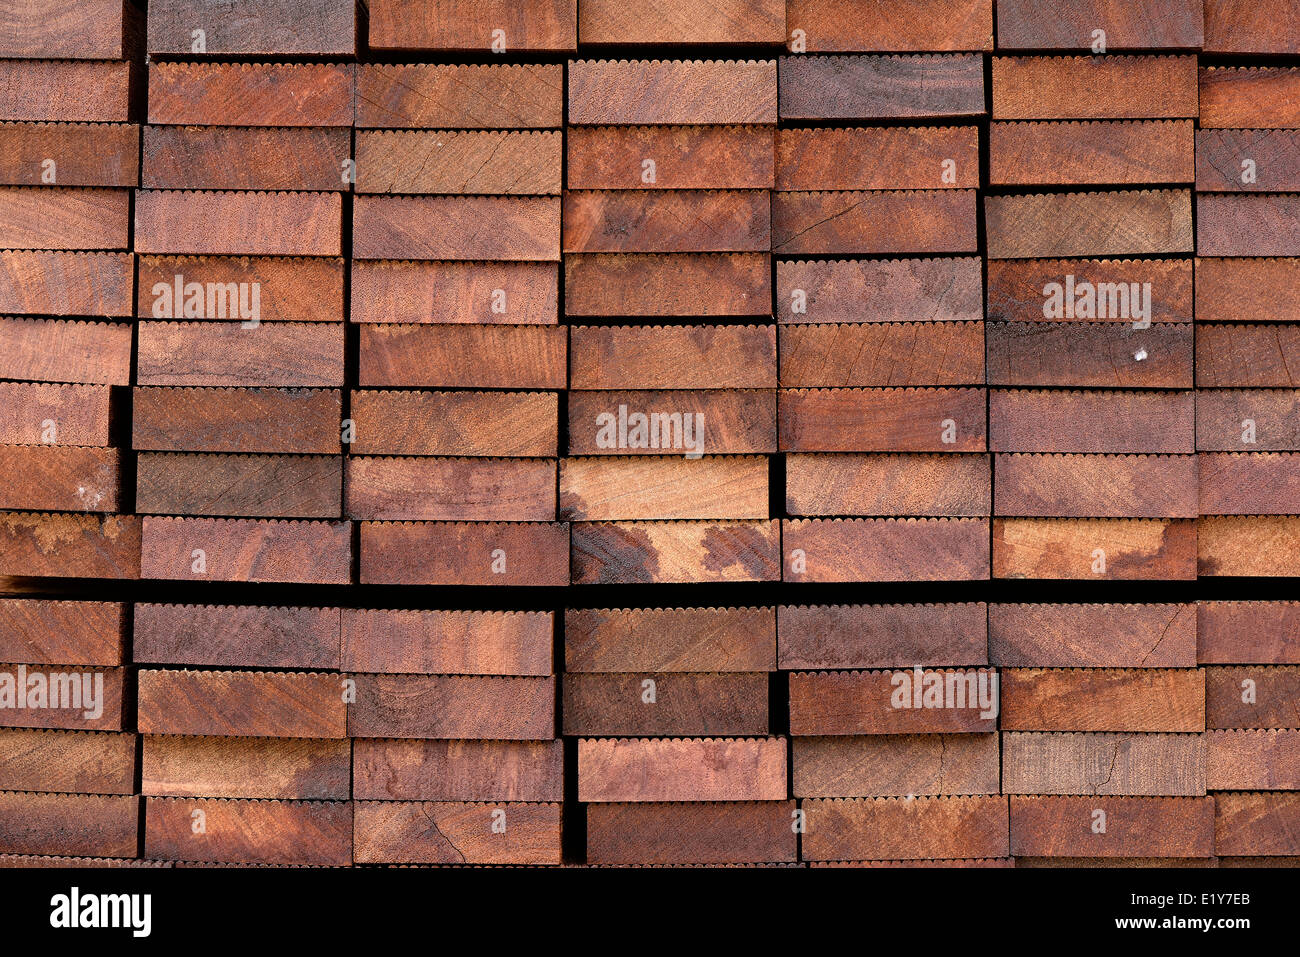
[772, 190, 977, 254]
[785, 452, 990, 517]
[995, 0, 1203, 50]
[990, 120, 1193, 186]
[1004, 732, 1205, 796]
[776, 127, 979, 190]
[1001, 668, 1205, 732]
[0, 382, 111, 445]
[990, 390, 1194, 453]
[565, 253, 770, 316]
[794, 734, 999, 797]
[586, 801, 797, 864]
[778, 55, 984, 121]
[1205, 666, 1300, 729]
[142, 736, 350, 800]
[0, 599, 124, 666]
[358, 325, 565, 389]
[137, 322, 345, 387]
[0, 122, 137, 187]
[360, 521, 569, 586]
[569, 60, 777, 125]
[565, 607, 776, 673]
[803, 796, 1010, 861]
[567, 390, 776, 456]
[986, 258, 1192, 323]
[1199, 602, 1300, 665]
[993, 518, 1197, 580]
[0, 61, 132, 123]
[352, 390, 556, 457]
[790, 669, 998, 734]
[147, 0, 358, 56]
[138, 669, 347, 738]
[1215, 792, 1300, 856]
[132, 387, 341, 454]
[1200, 453, 1300, 515]
[1200, 67, 1300, 129]
[0, 250, 132, 317]
[567, 125, 773, 190]
[571, 325, 775, 389]
[1198, 195, 1300, 257]
[134, 603, 340, 670]
[1197, 131, 1300, 192]
[1200, 517, 1300, 578]
[139, 516, 351, 584]
[143, 126, 351, 191]
[0, 792, 137, 858]
[571, 519, 780, 584]
[1010, 796, 1214, 857]
[986, 189, 1192, 259]
[989, 603, 1197, 668]
[777, 257, 982, 324]
[369, 0, 575, 51]
[353, 739, 563, 802]
[987, 322, 1193, 388]
[354, 801, 562, 865]
[562, 189, 769, 253]
[136, 453, 342, 518]
[560, 457, 767, 521]
[0, 729, 134, 794]
[0, 187, 128, 250]
[139, 255, 343, 323]
[563, 673, 768, 736]
[0, 665, 126, 731]
[353, 196, 560, 261]
[135, 190, 341, 256]
[148, 62, 353, 127]
[783, 518, 990, 581]
[577, 737, 786, 802]
[992, 56, 1198, 120]
[1207, 731, 1300, 790]
[1197, 259, 1300, 323]
[579, 0, 783, 44]
[348, 675, 555, 739]
[993, 453, 1197, 518]
[786, 0, 992, 52]
[350, 261, 557, 325]
[355, 64, 563, 129]
[777, 603, 987, 669]
[0, 446, 120, 512]
[346, 457, 556, 521]
[145, 797, 351, 865]
[0, 513, 140, 579]
[779, 322, 985, 387]
[0, 0, 136, 59]
[779, 388, 986, 451]
[340, 609, 552, 676]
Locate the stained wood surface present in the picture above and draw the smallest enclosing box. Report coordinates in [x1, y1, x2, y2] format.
[565, 607, 776, 673]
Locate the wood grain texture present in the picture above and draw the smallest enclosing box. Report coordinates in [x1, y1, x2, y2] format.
[0, 599, 125, 666]
[1214, 792, 1300, 856]
[0, 513, 140, 580]
[355, 130, 560, 195]
[1204, 0, 1300, 53]
[560, 456, 767, 521]
[571, 325, 775, 389]
[346, 457, 555, 522]
[340, 609, 552, 676]
[0, 382, 111, 446]
[355, 64, 563, 129]
[1197, 131, 1300, 192]
[1205, 666, 1300, 729]
[578, 737, 786, 802]
[0, 122, 137, 187]
[778, 603, 987, 669]
[1197, 259, 1300, 323]
[786, 453, 989, 517]
[1207, 731, 1300, 790]
[353, 739, 563, 801]
[0, 187, 129, 250]
[350, 261, 557, 324]
[1010, 796, 1214, 857]
[568, 390, 776, 455]
[0, 0, 135, 59]
[134, 603, 341, 669]
[1197, 325, 1300, 387]
[137, 669, 347, 737]
[990, 120, 1193, 185]
[147, 0, 357, 55]
[571, 519, 780, 584]
[1200, 67, 1300, 129]
[996, 0, 1203, 50]
[993, 453, 1197, 518]
[360, 521, 569, 586]
[143, 127, 350, 191]
[564, 673, 766, 736]
[148, 63, 353, 127]
[0, 446, 120, 512]
[1002, 669, 1204, 732]
[991, 390, 1194, 453]
[139, 256, 343, 322]
[565, 253, 770, 316]
[1199, 602, 1300, 665]
[786, 0, 992, 52]
[563, 189, 769, 253]
[0, 250, 133, 317]
[142, 736, 350, 799]
[803, 796, 1010, 861]
[565, 607, 776, 673]
[1198, 195, 1300, 256]
[135, 190, 341, 256]
[348, 675, 555, 739]
[569, 60, 776, 125]
[993, 518, 1197, 579]
[779, 55, 984, 120]
[790, 670, 998, 734]
[132, 387, 342, 454]
[368, 0, 576, 51]
[993, 56, 1198, 120]
[779, 388, 986, 451]
[986, 189, 1192, 259]
[354, 801, 562, 864]
[567, 125, 773, 190]
[137, 322, 344, 387]
[1200, 453, 1300, 514]
[145, 797, 351, 865]
[989, 603, 1196, 668]
[1199, 516, 1300, 577]
[776, 126, 978, 190]
[784, 518, 989, 582]
[578, 0, 784, 44]
[1003, 732, 1205, 796]
[352, 390, 555, 457]
[0, 729, 134, 794]
[0, 792, 137, 858]
[772, 190, 978, 254]
[586, 801, 797, 864]
[0, 664, 124, 730]
[987, 322, 1192, 388]
[777, 257, 982, 324]
[793, 734, 999, 797]
[779, 322, 985, 387]
[136, 453, 341, 518]
[986, 258, 1192, 323]
[139, 517, 351, 583]
[0, 61, 132, 123]
[359, 325, 566, 388]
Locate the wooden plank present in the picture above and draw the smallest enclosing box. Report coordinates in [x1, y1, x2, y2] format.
[368, 0, 576, 51]
[563, 673, 768, 736]
[148, 63, 353, 127]
[579, 0, 783, 44]
[991, 390, 1194, 453]
[0, 792, 137, 858]
[986, 189, 1192, 259]
[0, 61, 132, 123]
[560, 456, 767, 521]
[571, 519, 779, 584]
[993, 518, 1197, 579]
[803, 796, 1009, 861]
[578, 737, 786, 802]
[147, 0, 357, 55]
[352, 390, 555, 457]
[779, 322, 984, 387]
[136, 453, 342, 518]
[346, 457, 555, 522]
[143, 127, 350, 191]
[133, 387, 342, 454]
[1197, 131, 1300, 192]
[784, 518, 989, 582]
[793, 734, 999, 797]
[785, 452, 990, 517]
[142, 736, 350, 799]
[586, 801, 797, 864]
[779, 55, 984, 120]
[134, 603, 340, 669]
[790, 669, 998, 734]
[0, 122, 137, 187]
[0, 187, 128, 250]
[565, 252, 770, 316]
[571, 325, 775, 389]
[986, 258, 1192, 323]
[777, 603, 987, 669]
[565, 607, 776, 673]
[0, 0, 134, 59]
[1206, 666, 1300, 729]
[139, 516, 351, 583]
[1205, 0, 1300, 53]
[358, 325, 565, 388]
[779, 388, 986, 451]
[1010, 796, 1214, 857]
[563, 189, 769, 253]
[0, 599, 124, 666]
[786, 0, 992, 52]
[993, 453, 1197, 518]
[355, 130, 560, 195]
[1215, 792, 1300, 856]
[987, 322, 1192, 388]
[0, 729, 134, 794]
[360, 521, 569, 586]
[354, 801, 562, 865]
[355, 64, 563, 129]
[1197, 259, 1300, 323]
[340, 609, 552, 676]
[1198, 195, 1300, 257]
[775, 127, 978, 190]
[1004, 732, 1205, 796]
[353, 196, 559, 261]
[1200, 516, 1300, 576]
[993, 55, 1198, 120]
[1197, 325, 1300, 387]
[353, 739, 563, 801]
[1207, 731, 1300, 790]
[1199, 602, 1300, 665]
[777, 257, 982, 324]
[0, 513, 140, 579]
[569, 60, 776, 125]
[989, 603, 1196, 668]
[0, 446, 119, 512]
[348, 675, 555, 739]
[137, 322, 344, 387]
[1200, 67, 1300, 129]
[1200, 453, 1300, 515]
[138, 669, 347, 738]
[135, 190, 341, 256]
[139, 255, 343, 323]
[145, 797, 351, 865]
[350, 261, 557, 325]
[996, 0, 1203, 50]
[0, 250, 132, 317]
[1002, 669, 1204, 732]
[0, 382, 111, 446]
[990, 120, 1193, 186]
[0, 664, 125, 731]
[567, 125, 773, 190]
[568, 390, 776, 455]
[772, 190, 977, 254]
